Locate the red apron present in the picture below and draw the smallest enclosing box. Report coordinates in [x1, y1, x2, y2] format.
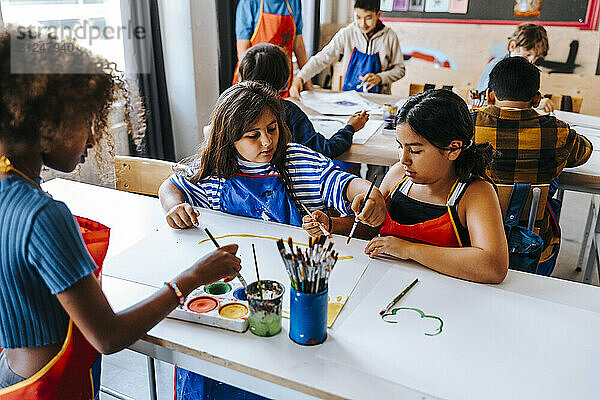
[380, 177, 466, 247]
[0, 216, 110, 400]
[233, 0, 296, 97]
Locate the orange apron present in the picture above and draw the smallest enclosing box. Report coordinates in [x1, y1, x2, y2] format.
[380, 177, 465, 247]
[233, 0, 296, 97]
[0, 216, 110, 400]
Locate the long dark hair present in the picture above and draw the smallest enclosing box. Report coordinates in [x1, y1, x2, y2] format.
[396, 89, 496, 185]
[188, 81, 293, 189]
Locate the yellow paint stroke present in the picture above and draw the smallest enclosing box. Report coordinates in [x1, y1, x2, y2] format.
[198, 234, 353, 261]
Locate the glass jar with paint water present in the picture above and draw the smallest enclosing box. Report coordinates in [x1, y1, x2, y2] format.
[382, 103, 398, 130]
[246, 280, 285, 337]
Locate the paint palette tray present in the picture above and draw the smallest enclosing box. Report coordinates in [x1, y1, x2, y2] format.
[168, 281, 249, 333]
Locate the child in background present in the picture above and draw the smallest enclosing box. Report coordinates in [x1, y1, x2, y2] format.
[159, 81, 385, 399]
[290, 0, 404, 97]
[0, 27, 241, 396]
[477, 23, 553, 112]
[304, 90, 509, 284]
[474, 56, 593, 275]
[239, 42, 367, 171]
[234, 0, 309, 96]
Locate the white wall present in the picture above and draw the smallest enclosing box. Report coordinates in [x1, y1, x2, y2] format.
[158, 0, 219, 161]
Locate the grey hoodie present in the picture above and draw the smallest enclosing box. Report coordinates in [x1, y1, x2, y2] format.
[297, 21, 405, 94]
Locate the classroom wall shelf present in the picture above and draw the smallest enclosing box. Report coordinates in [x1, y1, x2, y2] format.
[382, 0, 600, 30]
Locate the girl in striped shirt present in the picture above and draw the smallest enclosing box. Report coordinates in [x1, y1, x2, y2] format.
[159, 81, 386, 231]
[159, 80, 386, 399]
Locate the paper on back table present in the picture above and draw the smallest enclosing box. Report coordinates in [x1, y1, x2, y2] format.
[317, 267, 600, 400]
[300, 90, 382, 116]
[102, 210, 371, 327]
[308, 116, 383, 144]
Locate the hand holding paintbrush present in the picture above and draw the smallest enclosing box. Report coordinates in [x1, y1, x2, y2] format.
[204, 228, 248, 288]
[347, 177, 378, 244]
[300, 203, 331, 237]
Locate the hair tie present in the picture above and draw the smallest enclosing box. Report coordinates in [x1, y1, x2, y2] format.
[463, 140, 474, 150]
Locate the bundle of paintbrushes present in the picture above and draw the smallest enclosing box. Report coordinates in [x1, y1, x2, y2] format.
[276, 236, 339, 294]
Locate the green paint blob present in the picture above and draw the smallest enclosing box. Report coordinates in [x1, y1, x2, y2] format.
[204, 282, 232, 295]
[382, 307, 444, 336]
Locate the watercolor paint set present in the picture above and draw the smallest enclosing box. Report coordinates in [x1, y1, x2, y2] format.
[168, 281, 249, 332]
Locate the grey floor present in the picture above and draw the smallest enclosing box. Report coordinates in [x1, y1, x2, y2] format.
[99, 190, 599, 399]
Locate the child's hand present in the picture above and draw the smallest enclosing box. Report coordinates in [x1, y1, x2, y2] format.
[289, 77, 305, 99]
[166, 203, 200, 229]
[359, 73, 382, 91]
[351, 187, 387, 227]
[188, 244, 242, 286]
[347, 110, 369, 131]
[364, 236, 413, 259]
[537, 97, 554, 113]
[302, 210, 330, 237]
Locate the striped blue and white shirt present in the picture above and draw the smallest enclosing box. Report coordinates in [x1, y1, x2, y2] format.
[0, 175, 97, 348]
[170, 143, 355, 217]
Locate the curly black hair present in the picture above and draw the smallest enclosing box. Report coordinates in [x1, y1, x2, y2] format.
[0, 25, 145, 176]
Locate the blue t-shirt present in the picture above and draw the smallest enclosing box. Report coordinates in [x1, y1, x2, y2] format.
[0, 175, 97, 348]
[477, 52, 510, 93]
[236, 0, 303, 40]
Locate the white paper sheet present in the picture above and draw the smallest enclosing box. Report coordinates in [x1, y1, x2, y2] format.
[317, 267, 600, 400]
[381, 0, 394, 11]
[424, 0, 450, 12]
[552, 110, 600, 130]
[300, 90, 382, 116]
[103, 210, 371, 326]
[308, 116, 383, 144]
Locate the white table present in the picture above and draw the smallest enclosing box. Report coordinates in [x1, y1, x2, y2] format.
[43, 178, 600, 400]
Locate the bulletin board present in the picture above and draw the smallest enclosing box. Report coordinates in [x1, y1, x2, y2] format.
[381, 0, 600, 30]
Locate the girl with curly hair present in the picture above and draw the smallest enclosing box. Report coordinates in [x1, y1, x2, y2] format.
[0, 27, 242, 398]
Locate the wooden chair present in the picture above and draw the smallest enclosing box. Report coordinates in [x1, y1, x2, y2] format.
[114, 155, 175, 196]
[496, 184, 549, 234]
[542, 94, 583, 113]
[408, 83, 470, 102]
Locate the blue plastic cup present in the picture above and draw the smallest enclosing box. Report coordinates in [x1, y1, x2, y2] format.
[289, 287, 328, 345]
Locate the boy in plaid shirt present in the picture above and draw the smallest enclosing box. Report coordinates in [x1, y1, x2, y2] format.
[473, 56, 593, 274]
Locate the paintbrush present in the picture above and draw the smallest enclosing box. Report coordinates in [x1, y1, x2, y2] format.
[347, 176, 377, 244]
[204, 227, 248, 287]
[251, 244, 263, 300]
[300, 203, 330, 237]
[379, 278, 419, 316]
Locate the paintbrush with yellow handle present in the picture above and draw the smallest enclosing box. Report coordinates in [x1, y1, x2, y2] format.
[300, 203, 330, 237]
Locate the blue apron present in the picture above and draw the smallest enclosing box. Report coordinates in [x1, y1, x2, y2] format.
[342, 48, 383, 94]
[176, 173, 300, 400]
[220, 173, 303, 226]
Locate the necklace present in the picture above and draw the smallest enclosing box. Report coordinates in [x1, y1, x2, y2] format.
[0, 156, 42, 190]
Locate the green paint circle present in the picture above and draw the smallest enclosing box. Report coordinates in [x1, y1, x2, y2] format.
[204, 282, 232, 295]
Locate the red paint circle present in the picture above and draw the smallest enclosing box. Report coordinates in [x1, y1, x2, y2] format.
[187, 297, 218, 313]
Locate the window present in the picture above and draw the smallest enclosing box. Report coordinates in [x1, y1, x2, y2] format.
[1, 0, 126, 70]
